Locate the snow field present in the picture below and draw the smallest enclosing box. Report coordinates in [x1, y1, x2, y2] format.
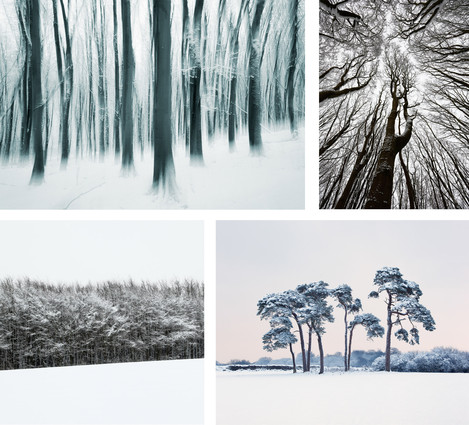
[0, 359, 203, 424]
[217, 370, 469, 425]
[0, 128, 304, 209]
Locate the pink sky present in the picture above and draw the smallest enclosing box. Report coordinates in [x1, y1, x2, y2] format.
[217, 220, 469, 363]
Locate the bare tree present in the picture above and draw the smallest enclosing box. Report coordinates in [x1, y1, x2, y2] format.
[365, 48, 417, 209]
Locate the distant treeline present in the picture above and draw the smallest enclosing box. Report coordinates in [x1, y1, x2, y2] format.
[372, 348, 469, 373]
[222, 350, 386, 369]
[0, 278, 204, 370]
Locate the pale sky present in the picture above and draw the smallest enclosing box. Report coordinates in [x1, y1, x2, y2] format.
[0, 221, 203, 284]
[217, 220, 469, 363]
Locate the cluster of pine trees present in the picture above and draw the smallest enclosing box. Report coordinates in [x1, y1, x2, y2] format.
[258, 266, 435, 373]
[0, 278, 204, 370]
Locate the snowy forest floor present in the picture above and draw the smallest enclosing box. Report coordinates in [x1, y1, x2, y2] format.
[217, 370, 469, 425]
[0, 128, 304, 209]
[0, 359, 203, 424]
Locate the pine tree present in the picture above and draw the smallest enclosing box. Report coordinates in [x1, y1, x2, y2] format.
[331, 284, 362, 371]
[369, 267, 435, 371]
[348, 313, 384, 370]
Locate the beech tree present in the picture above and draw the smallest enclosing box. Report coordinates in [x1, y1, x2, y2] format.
[320, 0, 469, 209]
[369, 267, 435, 371]
[348, 313, 384, 370]
[331, 284, 362, 371]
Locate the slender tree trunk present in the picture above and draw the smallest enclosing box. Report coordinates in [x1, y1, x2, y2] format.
[287, 0, 298, 136]
[248, 0, 265, 153]
[59, 0, 73, 167]
[343, 309, 348, 371]
[289, 343, 296, 374]
[306, 325, 312, 372]
[113, 0, 121, 157]
[52, 0, 64, 156]
[292, 313, 306, 372]
[316, 331, 325, 374]
[189, 0, 204, 163]
[18, 3, 32, 157]
[347, 324, 355, 371]
[153, 0, 175, 189]
[121, 0, 135, 170]
[228, 0, 246, 149]
[30, 0, 44, 183]
[181, 0, 190, 149]
[385, 298, 393, 372]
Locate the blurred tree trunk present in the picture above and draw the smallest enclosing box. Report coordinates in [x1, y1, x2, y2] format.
[121, 0, 135, 170]
[248, 0, 265, 153]
[30, 0, 45, 183]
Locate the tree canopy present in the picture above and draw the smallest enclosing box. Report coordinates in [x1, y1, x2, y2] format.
[320, 0, 469, 209]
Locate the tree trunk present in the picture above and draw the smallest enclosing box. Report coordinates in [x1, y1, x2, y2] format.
[181, 0, 190, 149]
[189, 0, 204, 163]
[365, 89, 414, 208]
[289, 343, 296, 373]
[113, 0, 121, 157]
[121, 0, 135, 170]
[385, 295, 393, 372]
[30, 0, 45, 183]
[343, 309, 348, 371]
[59, 0, 73, 167]
[248, 0, 265, 153]
[316, 331, 325, 374]
[228, 0, 246, 149]
[306, 325, 312, 372]
[52, 0, 64, 158]
[287, 0, 298, 136]
[292, 313, 307, 372]
[347, 324, 355, 371]
[18, 3, 32, 157]
[153, 0, 175, 189]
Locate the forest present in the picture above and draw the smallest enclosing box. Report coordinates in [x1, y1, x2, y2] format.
[320, 0, 469, 209]
[0, 0, 304, 208]
[0, 278, 204, 370]
[257, 266, 435, 374]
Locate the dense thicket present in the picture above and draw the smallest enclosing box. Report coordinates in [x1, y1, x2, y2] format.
[0, 278, 204, 370]
[320, 0, 469, 209]
[0, 0, 305, 187]
[372, 348, 469, 373]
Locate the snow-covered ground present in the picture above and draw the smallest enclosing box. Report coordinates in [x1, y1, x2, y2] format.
[0, 359, 203, 424]
[0, 128, 304, 209]
[217, 370, 469, 425]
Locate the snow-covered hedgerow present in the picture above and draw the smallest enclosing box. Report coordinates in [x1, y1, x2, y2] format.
[0, 278, 204, 370]
[372, 348, 469, 373]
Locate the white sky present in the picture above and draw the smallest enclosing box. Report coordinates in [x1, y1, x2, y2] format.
[0, 221, 203, 284]
[217, 220, 469, 363]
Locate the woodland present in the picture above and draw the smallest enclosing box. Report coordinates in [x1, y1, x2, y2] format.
[0, 278, 204, 369]
[0, 0, 304, 206]
[320, 0, 469, 209]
